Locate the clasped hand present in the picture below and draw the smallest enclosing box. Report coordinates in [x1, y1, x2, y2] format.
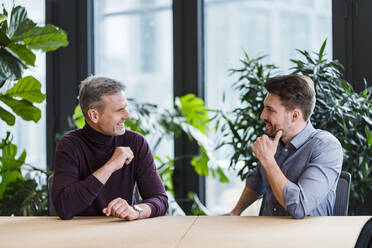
[102, 197, 138, 220]
[108, 147, 134, 172]
[252, 130, 282, 164]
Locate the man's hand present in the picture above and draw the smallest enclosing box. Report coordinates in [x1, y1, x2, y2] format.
[252, 130, 288, 208]
[102, 197, 139, 220]
[93, 147, 134, 184]
[252, 130, 282, 165]
[221, 212, 238, 216]
[221, 187, 260, 217]
[106, 147, 134, 172]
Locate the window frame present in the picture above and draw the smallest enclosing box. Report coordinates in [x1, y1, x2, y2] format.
[46, 0, 371, 212]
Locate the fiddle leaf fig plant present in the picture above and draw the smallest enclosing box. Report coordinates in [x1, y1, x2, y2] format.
[0, 5, 67, 124]
[0, 4, 68, 216]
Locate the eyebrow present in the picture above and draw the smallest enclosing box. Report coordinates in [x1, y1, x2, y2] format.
[265, 105, 276, 111]
[116, 105, 127, 112]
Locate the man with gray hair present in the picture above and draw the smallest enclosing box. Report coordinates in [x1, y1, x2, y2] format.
[52, 76, 168, 220]
[224, 74, 343, 219]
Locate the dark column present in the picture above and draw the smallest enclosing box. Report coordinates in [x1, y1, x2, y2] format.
[45, 0, 94, 171]
[333, 0, 372, 91]
[352, 0, 372, 91]
[173, 0, 205, 214]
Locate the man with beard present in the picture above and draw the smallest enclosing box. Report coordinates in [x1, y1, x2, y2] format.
[52, 76, 168, 220]
[224, 74, 343, 219]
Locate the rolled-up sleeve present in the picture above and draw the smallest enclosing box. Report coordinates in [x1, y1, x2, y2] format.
[284, 137, 343, 219]
[246, 164, 266, 195]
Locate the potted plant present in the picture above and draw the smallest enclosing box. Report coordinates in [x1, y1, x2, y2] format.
[0, 4, 68, 215]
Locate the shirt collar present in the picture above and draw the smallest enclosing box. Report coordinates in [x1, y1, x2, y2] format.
[289, 122, 316, 150]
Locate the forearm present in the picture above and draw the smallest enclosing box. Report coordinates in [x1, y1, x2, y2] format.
[92, 162, 115, 184]
[231, 186, 260, 215]
[261, 157, 288, 208]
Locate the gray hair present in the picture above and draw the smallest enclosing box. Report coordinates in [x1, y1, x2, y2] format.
[78, 76, 126, 115]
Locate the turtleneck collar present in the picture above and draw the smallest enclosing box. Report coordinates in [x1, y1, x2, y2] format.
[82, 122, 115, 145]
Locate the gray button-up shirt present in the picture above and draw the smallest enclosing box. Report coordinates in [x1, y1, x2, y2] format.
[246, 122, 343, 219]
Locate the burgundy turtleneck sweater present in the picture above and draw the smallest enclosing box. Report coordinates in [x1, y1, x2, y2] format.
[51, 123, 168, 220]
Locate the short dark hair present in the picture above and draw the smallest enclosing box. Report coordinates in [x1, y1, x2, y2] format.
[264, 74, 315, 121]
[79, 76, 126, 116]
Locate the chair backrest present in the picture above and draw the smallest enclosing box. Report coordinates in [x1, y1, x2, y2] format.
[48, 174, 57, 216]
[333, 171, 351, 216]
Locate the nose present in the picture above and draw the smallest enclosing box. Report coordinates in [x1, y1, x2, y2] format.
[123, 110, 130, 120]
[260, 109, 266, 120]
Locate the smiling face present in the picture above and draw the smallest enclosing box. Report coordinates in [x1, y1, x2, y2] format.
[92, 91, 130, 136]
[260, 93, 293, 139]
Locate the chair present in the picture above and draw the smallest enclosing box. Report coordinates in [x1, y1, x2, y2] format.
[355, 217, 372, 248]
[48, 174, 57, 216]
[333, 171, 351, 216]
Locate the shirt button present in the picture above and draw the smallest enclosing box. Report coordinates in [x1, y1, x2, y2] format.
[273, 208, 277, 212]
[284, 149, 288, 152]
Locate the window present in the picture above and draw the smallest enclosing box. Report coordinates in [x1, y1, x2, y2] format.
[94, 0, 173, 157]
[204, 0, 332, 215]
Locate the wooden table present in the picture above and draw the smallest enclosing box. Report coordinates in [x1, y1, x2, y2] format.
[0, 216, 371, 247]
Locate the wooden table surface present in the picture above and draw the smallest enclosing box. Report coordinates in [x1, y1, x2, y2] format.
[0, 216, 370, 248]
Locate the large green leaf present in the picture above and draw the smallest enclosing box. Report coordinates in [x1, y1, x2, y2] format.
[72, 105, 86, 128]
[0, 95, 41, 122]
[6, 76, 45, 103]
[317, 39, 327, 62]
[7, 43, 36, 66]
[1, 143, 26, 167]
[177, 94, 209, 134]
[0, 106, 15, 126]
[1, 5, 8, 20]
[0, 48, 24, 81]
[0, 27, 10, 46]
[366, 127, 372, 148]
[191, 147, 209, 176]
[12, 24, 68, 52]
[217, 167, 229, 183]
[0, 14, 6, 24]
[0, 144, 26, 198]
[0, 170, 24, 198]
[7, 6, 36, 38]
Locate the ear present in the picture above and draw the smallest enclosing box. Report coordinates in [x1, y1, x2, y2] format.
[87, 109, 100, 123]
[291, 109, 301, 123]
